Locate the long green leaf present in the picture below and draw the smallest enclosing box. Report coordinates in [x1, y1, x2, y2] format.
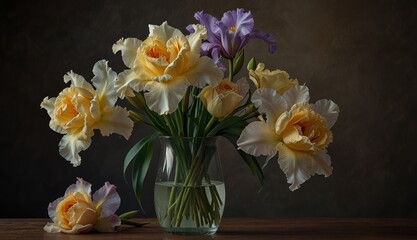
[119, 210, 140, 220]
[237, 149, 264, 185]
[123, 134, 157, 181]
[121, 219, 150, 227]
[131, 135, 157, 211]
[207, 116, 242, 136]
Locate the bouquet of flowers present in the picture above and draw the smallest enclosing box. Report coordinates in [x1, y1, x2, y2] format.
[41, 8, 339, 234]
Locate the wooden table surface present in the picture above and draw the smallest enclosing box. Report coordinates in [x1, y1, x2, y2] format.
[1, 218, 417, 240]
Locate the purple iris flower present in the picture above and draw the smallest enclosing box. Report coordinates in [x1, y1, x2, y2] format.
[187, 8, 276, 61]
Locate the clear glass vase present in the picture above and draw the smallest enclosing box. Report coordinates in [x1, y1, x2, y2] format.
[154, 136, 225, 235]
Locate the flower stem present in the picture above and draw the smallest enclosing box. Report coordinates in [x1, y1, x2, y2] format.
[204, 117, 217, 136]
[164, 115, 176, 135]
[228, 58, 234, 82]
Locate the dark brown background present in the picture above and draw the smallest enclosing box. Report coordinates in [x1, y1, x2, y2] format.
[1, 0, 416, 218]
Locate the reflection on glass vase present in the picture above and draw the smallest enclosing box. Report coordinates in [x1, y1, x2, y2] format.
[154, 136, 225, 235]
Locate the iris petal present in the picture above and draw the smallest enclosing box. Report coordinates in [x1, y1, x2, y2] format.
[193, 11, 221, 43]
[221, 8, 254, 36]
[191, 8, 276, 59]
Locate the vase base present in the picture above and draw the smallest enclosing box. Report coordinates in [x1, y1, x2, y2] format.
[161, 227, 218, 236]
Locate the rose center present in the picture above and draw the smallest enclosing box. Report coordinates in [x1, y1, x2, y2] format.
[216, 82, 238, 93]
[146, 47, 170, 62]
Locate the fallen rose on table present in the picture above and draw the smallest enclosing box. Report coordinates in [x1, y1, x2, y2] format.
[44, 178, 148, 234]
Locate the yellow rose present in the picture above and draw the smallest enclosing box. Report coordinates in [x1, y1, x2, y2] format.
[41, 60, 133, 166]
[237, 86, 339, 191]
[54, 192, 98, 233]
[276, 103, 333, 152]
[113, 22, 223, 115]
[44, 178, 121, 234]
[199, 78, 249, 118]
[49, 86, 97, 135]
[249, 63, 298, 94]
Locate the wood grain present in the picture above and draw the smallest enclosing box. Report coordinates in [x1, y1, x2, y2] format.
[1, 218, 416, 240]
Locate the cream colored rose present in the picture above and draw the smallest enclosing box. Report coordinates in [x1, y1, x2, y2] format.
[199, 78, 249, 118]
[53, 191, 98, 233]
[113, 22, 223, 115]
[237, 86, 339, 191]
[277, 102, 333, 152]
[41, 60, 133, 166]
[249, 63, 298, 94]
[44, 178, 121, 234]
[48, 87, 97, 135]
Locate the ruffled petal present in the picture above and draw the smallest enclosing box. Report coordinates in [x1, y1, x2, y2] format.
[143, 79, 189, 115]
[252, 88, 287, 127]
[185, 56, 223, 88]
[164, 37, 190, 77]
[93, 182, 121, 218]
[274, 110, 291, 136]
[192, 11, 220, 43]
[75, 207, 97, 226]
[277, 143, 314, 191]
[237, 121, 279, 157]
[114, 70, 142, 99]
[91, 60, 118, 107]
[311, 99, 339, 128]
[221, 8, 254, 36]
[94, 214, 121, 232]
[89, 96, 101, 121]
[63, 71, 94, 93]
[40, 97, 56, 118]
[65, 178, 92, 197]
[41, 97, 66, 134]
[112, 38, 142, 68]
[237, 77, 249, 97]
[58, 134, 92, 167]
[95, 106, 133, 140]
[312, 150, 333, 177]
[282, 85, 310, 108]
[47, 196, 64, 220]
[186, 24, 207, 62]
[61, 224, 94, 234]
[44, 222, 93, 234]
[44, 223, 62, 233]
[148, 21, 183, 43]
[281, 125, 315, 152]
[243, 30, 277, 54]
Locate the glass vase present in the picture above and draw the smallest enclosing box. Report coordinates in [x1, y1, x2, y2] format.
[154, 136, 225, 235]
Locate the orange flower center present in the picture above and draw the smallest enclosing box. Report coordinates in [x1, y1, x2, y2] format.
[216, 81, 238, 94]
[145, 46, 170, 62]
[229, 26, 237, 32]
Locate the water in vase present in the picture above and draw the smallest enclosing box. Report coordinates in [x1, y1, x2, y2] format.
[154, 181, 226, 235]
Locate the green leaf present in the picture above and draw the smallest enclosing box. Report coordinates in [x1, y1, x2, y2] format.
[119, 210, 150, 227]
[238, 150, 264, 186]
[247, 57, 257, 71]
[121, 219, 150, 227]
[123, 133, 158, 181]
[233, 50, 244, 76]
[208, 116, 244, 136]
[131, 134, 157, 211]
[119, 210, 140, 220]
